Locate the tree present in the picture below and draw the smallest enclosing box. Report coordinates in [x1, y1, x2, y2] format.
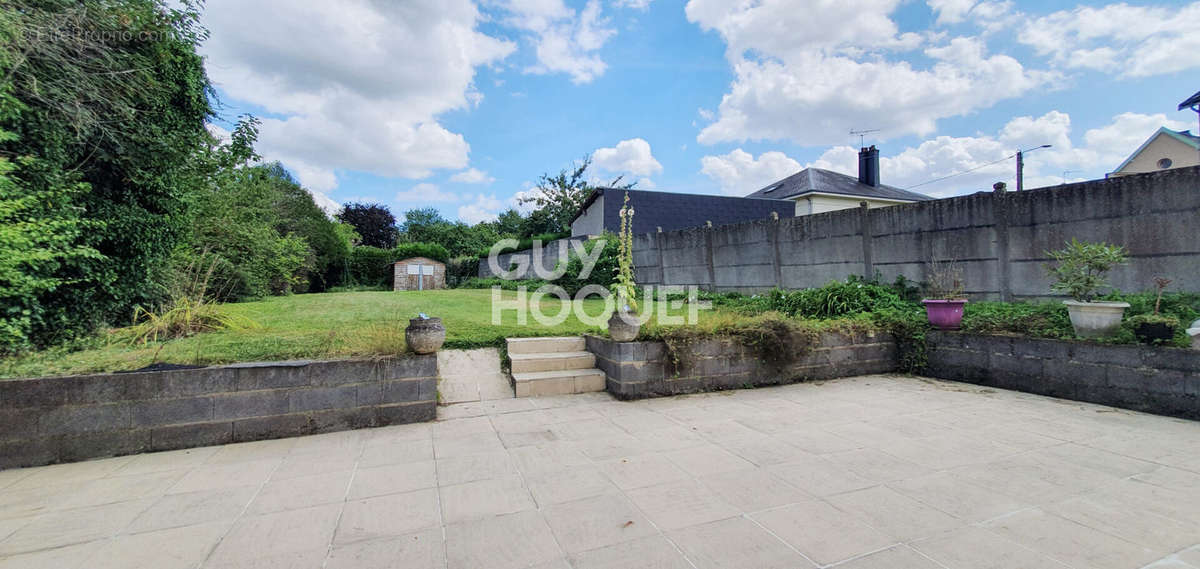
[337, 202, 397, 248]
[518, 156, 634, 234]
[397, 207, 502, 258]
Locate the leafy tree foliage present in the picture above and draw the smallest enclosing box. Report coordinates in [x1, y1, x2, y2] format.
[338, 202, 397, 249]
[397, 207, 501, 258]
[517, 156, 633, 234]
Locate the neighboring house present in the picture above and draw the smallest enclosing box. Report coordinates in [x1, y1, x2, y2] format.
[744, 146, 933, 214]
[570, 188, 791, 237]
[1108, 127, 1200, 178]
[393, 257, 445, 291]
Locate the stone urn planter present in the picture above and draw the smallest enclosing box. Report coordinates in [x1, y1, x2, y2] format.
[922, 299, 968, 330]
[1063, 300, 1129, 338]
[405, 316, 445, 354]
[1188, 319, 1200, 350]
[607, 310, 640, 342]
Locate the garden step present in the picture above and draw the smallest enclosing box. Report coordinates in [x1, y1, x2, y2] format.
[512, 369, 606, 397]
[506, 336, 586, 354]
[509, 351, 595, 373]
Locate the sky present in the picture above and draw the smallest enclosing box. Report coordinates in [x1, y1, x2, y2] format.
[197, 0, 1199, 223]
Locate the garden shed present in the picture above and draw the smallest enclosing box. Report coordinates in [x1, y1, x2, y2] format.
[393, 257, 446, 291]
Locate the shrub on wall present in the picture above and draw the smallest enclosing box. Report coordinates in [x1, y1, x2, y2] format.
[348, 246, 394, 287]
[394, 242, 449, 264]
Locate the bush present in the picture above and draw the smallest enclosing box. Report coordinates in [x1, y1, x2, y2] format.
[556, 235, 619, 295]
[475, 231, 571, 258]
[1045, 239, 1127, 301]
[394, 242, 449, 264]
[446, 256, 480, 288]
[764, 279, 909, 319]
[961, 301, 1073, 339]
[458, 277, 549, 291]
[870, 306, 930, 373]
[348, 246, 394, 288]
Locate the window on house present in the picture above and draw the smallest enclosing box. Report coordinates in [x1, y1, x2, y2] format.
[1158, 158, 1173, 169]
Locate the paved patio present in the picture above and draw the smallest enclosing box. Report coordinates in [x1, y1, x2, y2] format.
[1, 375, 1198, 569]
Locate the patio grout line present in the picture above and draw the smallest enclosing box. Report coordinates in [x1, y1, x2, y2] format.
[318, 432, 369, 569]
[195, 446, 289, 569]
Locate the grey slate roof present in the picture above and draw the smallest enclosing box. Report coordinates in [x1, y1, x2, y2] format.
[744, 168, 934, 202]
[575, 188, 792, 234]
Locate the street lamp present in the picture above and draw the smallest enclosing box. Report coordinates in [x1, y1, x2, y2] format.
[1016, 144, 1052, 191]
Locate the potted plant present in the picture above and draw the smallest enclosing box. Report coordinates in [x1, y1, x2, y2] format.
[1045, 239, 1129, 338]
[921, 259, 967, 330]
[607, 193, 641, 342]
[1129, 277, 1179, 345]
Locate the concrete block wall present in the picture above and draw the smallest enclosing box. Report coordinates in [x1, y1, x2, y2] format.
[0, 356, 437, 470]
[925, 332, 1200, 420]
[631, 167, 1200, 298]
[477, 237, 588, 280]
[586, 331, 896, 399]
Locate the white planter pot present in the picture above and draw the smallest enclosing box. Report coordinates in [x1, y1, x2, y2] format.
[1063, 300, 1129, 338]
[1188, 319, 1200, 350]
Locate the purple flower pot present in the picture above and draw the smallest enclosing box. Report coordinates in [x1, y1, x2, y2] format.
[922, 299, 968, 330]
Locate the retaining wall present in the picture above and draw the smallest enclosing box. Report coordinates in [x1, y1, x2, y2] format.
[477, 237, 589, 280]
[632, 167, 1200, 298]
[586, 331, 896, 399]
[925, 332, 1200, 420]
[0, 356, 437, 470]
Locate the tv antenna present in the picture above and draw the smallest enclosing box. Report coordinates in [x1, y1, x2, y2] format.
[849, 128, 880, 147]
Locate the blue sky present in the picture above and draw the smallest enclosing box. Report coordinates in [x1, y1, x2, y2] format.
[199, 0, 1199, 222]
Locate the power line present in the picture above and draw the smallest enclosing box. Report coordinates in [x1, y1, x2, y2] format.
[904, 153, 1016, 190]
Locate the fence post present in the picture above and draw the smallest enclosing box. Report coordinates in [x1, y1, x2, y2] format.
[655, 229, 666, 287]
[859, 202, 874, 279]
[704, 224, 717, 292]
[770, 214, 783, 289]
[993, 187, 1012, 301]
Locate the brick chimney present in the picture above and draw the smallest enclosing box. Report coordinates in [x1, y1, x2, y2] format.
[858, 145, 879, 187]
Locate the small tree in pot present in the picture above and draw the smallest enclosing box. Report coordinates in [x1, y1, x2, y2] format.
[1128, 277, 1180, 345]
[922, 259, 967, 330]
[1045, 239, 1128, 338]
[607, 193, 641, 342]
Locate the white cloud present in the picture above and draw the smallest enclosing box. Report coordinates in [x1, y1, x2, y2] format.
[457, 193, 505, 224]
[201, 0, 514, 191]
[699, 149, 801, 195]
[636, 177, 656, 189]
[686, 0, 1053, 146]
[395, 183, 460, 203]
[615, 0, 653, 10]
[592, 138, 663, 177]
[205, 122, 231, 144]
[450, 168, 496, 184]
[498, 0, 616, 84]
[1018, 2, 1200, 77]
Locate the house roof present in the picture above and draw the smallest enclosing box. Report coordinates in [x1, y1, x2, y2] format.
[743, 168, 933, 202]
[1112, 127, 1200, 173]
[571, 188, 792, 234]
[1179, 90, 1200, 110]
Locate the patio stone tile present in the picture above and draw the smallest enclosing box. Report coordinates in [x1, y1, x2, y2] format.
[625, 479, 739, 531]
[435, 450, 516, 486]
[1093, 479, 1200, 527]
[0, 518, 27, 543]
[568, 535, 692, 569]
[950, 454, 1115, 505]
[821, 448, 932, 482]
[0, 484, 69, 520]
[911, 526, 1070, 569]
[440, 476, 535, 523]
[206, 503, 341, 567]
[826, 485, 963, 542]
[204, 547, 328, 569]
[444, 510, 562, 569]
[771, 429, 863, 455]
[112, 447, 218, 476]
[887, 471, 1031, 522]
[574, 435, 651, 461]
[542, 493, 655, 554]
[0, 497, 155, 556]
[269, 447, 358, 481]
[357, 438, 433, 468]
[525, 466, 616, 506]
[879, 433, 1021, 470]
[548, 417, 626, 442]
[204, 438, 295, 465]
[335, 489, 440, 545]
[1027, 443, 1160, 479]
[697, 468, 810, 513]
[4, 456, 132, 492]
[1134, 466, 1200, 491]
[127, 485, 258, 534]
[87, 521, 228, 569]
[498, 429, 559, 448]
[766, 455, 876, 497]
[509, 442, 591, 477]
[431, 416, 495, 439]
[364, 422, 431, 446]
[167, 458, 279, 494]
[326, 529, 444, 569]
[1046, 493, 1200, 553]
[668, 516, 814, 569]
[664, 445, 756, 477]
[347, 460, 436, 500]
[0, 541, 101, 569]
[57, 470, 185, 510]
[432, 431, 505, 458]
[249, 470, 353, 514]
[751, 498, 895, 566]
[599, 454, 688, 491]
[836, 545, 945, 569]
[288, 429, 365, 455]
[982, 507, 1160, 569]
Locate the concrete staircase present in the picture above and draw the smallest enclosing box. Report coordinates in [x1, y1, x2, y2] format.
[507, 337, 606, 397]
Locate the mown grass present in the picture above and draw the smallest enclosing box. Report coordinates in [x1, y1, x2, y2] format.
[0, 289, 731, 378]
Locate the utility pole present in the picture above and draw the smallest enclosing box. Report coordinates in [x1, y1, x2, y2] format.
[1015, 144, 1052, 191]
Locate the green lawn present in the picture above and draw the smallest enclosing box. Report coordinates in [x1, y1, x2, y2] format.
[0, 289, 713, 379]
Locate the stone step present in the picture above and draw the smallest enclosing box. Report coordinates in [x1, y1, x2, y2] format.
[509, 351, 595, 374]
[506, 336, 586, 354]
[512, 369, 606, 397]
